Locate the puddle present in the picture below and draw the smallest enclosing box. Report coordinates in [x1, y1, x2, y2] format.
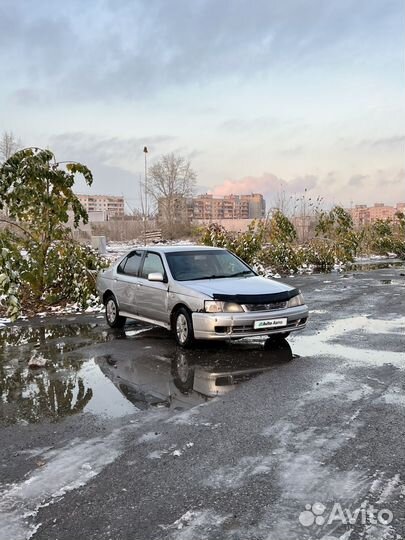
[290, 315, 405, 368]
[96, 337, 293, 412]
[0, 321, 294, 426]
[346, 260, 404, 271]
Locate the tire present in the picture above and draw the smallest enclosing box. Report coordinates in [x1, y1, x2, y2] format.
[268, 331, 290, 341]
[171, 352, 195, 393]
[105, 295, 126, 329]
[173, 307, 195, 348]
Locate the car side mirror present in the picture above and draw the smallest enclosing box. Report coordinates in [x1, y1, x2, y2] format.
[148, 272, 164, 282]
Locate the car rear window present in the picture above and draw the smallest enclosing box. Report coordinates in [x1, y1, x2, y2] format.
[117, 250, 143, 276]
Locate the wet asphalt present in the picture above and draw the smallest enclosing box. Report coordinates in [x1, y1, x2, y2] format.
[0, 265, 404, 540]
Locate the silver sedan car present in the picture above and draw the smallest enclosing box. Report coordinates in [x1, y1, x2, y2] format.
[96, 246, 308, 347]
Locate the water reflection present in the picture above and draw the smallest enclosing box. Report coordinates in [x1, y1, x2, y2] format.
[0, 320, 295, 424]
[96, 337, 293, 410]
[0, 323, 116, 349]
[0, 363, 93, 425]
[0, 323, 110, 425]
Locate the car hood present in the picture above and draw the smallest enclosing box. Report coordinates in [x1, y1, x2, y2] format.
[181, 276, 296, 300]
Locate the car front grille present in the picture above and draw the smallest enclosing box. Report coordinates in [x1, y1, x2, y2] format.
[243, 301, 287, 311]
[214, 318, 307, 335]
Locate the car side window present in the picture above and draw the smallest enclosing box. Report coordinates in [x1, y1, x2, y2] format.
[140, 252, 165, 279]
[117, 250, 143, 276]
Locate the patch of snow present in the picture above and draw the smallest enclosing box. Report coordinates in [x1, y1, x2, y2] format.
[137, 431, 162, 443]
[379, 387, 405, 407]
[147, 450, 168, 459]
[376, 474, 402, 504]
[0, 427, 133, 540]
[160, 509, 230, 539]
[290, 315, 405, 369]
[203, 456, 273, 489]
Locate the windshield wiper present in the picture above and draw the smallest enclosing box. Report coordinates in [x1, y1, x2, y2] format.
[226, 270, 254, 278]
[183, 274, 228, 280]
[180, 271, 253, 281]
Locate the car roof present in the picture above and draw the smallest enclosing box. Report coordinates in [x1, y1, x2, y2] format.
[140, 245, 226, 253]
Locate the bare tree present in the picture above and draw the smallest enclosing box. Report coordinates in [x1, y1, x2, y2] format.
[147, 153, 196, 233]
[271, 185, 294, 216]
[0, 131, 21, 163]
[291, 188, 324, 242]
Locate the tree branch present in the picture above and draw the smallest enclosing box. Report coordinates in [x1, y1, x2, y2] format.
[0, 218, 36, 242]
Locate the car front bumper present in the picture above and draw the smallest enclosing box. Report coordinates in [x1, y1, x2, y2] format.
[192, 305, 309, 340]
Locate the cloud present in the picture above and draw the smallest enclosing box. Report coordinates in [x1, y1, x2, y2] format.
[358, 135, 405, 150]
[10, 88, 43, 106]
[47, 132, 177, 206]
[278, 145, 305, 156]
[348, 174, 369, 187]
[210, 168, 403, 211]
[219, 117, 280, 133]
[1, 0, 397, 103]
[211, 172, 318, 202]
[49, 132, 176, 164]
[211, 173, 282, 197]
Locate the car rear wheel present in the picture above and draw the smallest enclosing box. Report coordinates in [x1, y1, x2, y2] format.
[105, 295, 126, 328]
[174, 308, 195, 348]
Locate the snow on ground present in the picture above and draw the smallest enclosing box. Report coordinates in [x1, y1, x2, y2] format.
[290, 315, 405, 369]
[0, 429, 127, 540]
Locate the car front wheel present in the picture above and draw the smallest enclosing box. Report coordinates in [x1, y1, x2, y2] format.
[268, 331, 290, 340]
[105, 295, 126, 328]
[174, 308, 195, 348]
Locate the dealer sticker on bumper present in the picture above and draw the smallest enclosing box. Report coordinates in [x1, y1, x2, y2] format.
[254, 318, 287, 330]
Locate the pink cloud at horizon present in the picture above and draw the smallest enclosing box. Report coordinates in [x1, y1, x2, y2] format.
[209, 173, 318, 200]
[207, 169, 405, 208]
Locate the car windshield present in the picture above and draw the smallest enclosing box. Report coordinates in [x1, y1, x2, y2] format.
[165, 250, 256, 281]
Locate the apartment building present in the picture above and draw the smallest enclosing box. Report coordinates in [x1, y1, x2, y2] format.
[349, 203, 405, 227]
[78, 194, 125, 218]
[189, 193, 265, 221]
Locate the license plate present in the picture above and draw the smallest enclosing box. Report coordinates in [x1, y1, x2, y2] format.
[254, 318, 287, 330]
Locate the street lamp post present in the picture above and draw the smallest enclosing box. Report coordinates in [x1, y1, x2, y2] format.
[143, 146, 148, 220]
[143, 146, 148, 244]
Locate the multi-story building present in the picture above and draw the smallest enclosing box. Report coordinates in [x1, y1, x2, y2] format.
[348, 203, 405, 227]
[188, 193, 265, 221]
[77, 194, 125, 218]
[240, 193, 266, 219]
[157, 193, 266, 226]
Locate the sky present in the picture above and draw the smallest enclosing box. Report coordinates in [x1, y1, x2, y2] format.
[0, 0, 404, 212]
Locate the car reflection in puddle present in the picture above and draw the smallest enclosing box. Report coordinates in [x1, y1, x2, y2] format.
[0, 321, 295, 425]
[96, 328, 294, 411]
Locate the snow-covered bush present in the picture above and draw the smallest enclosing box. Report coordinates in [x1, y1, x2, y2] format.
[314, 206, 359, 264]
[361, 214, 405, 258]
[0, 147, 107, 319]
[198, 206, 403, 276]
[43, 241, 108, 307]
[0, 233, 107, 319]
[0, 238, 23, 320]
[199, 221, 266, 265]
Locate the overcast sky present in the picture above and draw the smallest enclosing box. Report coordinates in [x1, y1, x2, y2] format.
[1, 0, 404, 210]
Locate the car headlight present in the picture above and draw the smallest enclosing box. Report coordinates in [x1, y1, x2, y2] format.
[204, 300, 244, 313]
[287, 292, 304, 308]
